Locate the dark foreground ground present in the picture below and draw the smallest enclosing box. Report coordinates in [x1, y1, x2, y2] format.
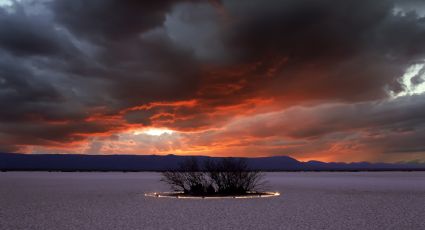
[0, 172, 424, 230]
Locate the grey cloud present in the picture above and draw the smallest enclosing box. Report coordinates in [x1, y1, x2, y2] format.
[164, 2, 227, 62]
[50, 0, 182, 42]
[218, 0, 425, 102]
[0, 0, 425, 161]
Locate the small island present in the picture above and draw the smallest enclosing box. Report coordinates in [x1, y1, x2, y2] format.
[146, 158, 279, 199]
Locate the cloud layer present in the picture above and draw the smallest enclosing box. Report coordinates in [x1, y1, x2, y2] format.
[1, 0, 425, 162]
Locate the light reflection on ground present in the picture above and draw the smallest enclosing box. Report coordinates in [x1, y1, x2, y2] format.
[144, 191, 280, 199]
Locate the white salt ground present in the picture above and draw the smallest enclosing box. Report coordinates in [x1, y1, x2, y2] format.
[0, 172, 424, 230]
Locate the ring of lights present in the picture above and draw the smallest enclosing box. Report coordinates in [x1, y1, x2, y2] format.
[144, 191, 280, 199]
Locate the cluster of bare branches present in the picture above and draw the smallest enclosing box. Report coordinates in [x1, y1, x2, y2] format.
[161, 158, 267, 196]
[161, 158, 213, 195]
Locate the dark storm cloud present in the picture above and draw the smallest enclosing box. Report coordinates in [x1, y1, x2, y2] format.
[0, 0, 202, 151]
[0, 53, 64, 122]
[0, 3, 79, 57]
[49, 0, 204, 109]
[0, 2, 109, 150]
[0, 0, 424, 161]
[0, 7, 55, 55]
[395, 0, 425, 16]
[218, 0, 425, 102]
[103, 33, 201, 107]
[50, 0, 182, 41]
[49, 0, 425, 107]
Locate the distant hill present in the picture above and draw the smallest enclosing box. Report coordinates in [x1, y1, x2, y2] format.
[0, 153, 424, 171]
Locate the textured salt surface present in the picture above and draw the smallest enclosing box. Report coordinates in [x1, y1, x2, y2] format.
[0, 172, 424, 230]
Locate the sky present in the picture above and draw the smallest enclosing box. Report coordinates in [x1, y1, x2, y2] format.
[0, 0, 425, 163]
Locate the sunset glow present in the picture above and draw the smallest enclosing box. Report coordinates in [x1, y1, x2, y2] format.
[134, 128, 175, 136]
[1, 0, 425, 163]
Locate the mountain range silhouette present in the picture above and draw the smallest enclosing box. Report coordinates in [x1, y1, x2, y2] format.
[1, 153, 424, 171]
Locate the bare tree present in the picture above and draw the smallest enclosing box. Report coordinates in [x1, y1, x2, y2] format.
[205, 158, 267, 195]
[161, 157, 267, 196]
[161, 157, 212, 195]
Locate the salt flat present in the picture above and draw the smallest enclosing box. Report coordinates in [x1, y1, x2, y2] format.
[0, 172, 424, 230]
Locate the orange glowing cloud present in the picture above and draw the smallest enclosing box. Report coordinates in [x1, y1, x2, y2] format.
[2, 0, 425, 163]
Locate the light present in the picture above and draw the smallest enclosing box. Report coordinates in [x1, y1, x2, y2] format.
[0, 0, 15, 14]
[392, 63, 425, 98]
[144, 191, 280, 199]
[133, 128, 174, 136]
[0, 0, 13, 7]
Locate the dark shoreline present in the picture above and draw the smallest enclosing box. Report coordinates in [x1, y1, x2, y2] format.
[2, 153, 424, 172]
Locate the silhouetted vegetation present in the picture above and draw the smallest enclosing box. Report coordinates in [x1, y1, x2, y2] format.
[161, 158, 267, 196]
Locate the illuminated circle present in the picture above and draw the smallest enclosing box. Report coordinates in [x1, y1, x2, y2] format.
[144, 191, 280, 199]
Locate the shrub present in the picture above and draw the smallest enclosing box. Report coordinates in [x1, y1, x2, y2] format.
[161, 157, 267, 196]
[161, 157, 210, 195]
